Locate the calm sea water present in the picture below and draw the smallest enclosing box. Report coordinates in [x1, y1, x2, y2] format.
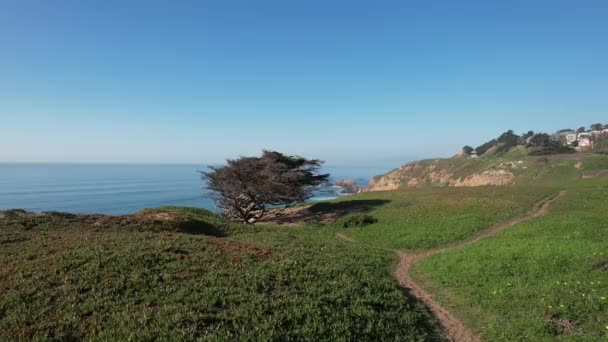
[0, 163, 383, 215]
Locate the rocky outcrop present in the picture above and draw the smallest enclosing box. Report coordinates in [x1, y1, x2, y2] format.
[366, 175, 400, 191]
[452, 169, 515, 187]
[335, 179, 360, 194]
[365, 160, 517, 191]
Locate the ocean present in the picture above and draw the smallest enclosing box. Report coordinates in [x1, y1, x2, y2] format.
[0, 163, 384, 215]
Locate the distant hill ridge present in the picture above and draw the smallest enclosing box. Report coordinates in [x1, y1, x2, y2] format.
[466, 124, 608, 159]
[366, 124, 608, 191]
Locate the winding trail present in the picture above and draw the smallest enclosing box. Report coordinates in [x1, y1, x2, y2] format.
[336, 190, 567, 342]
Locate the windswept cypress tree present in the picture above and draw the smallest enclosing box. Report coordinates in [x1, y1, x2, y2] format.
[201, 151, 329, 224]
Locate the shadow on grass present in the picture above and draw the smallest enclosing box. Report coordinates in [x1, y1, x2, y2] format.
[257, 200, 392, 226]
[177, 220, 226, 237]
[308, 199, 391, 214]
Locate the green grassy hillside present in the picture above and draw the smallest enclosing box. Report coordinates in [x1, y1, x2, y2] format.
[0, 207, 440, 341]
[2, 154, 607, 340]
[415, 179, 608, 340]
[367, 153, 608, 191]
[327, 186, 555, 250]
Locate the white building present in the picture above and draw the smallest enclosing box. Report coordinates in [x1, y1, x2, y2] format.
[566, 133, 577, 145]
[578, 132, 591, 139]
[577, 132, 592, 147]
[579, 139, 592, 147]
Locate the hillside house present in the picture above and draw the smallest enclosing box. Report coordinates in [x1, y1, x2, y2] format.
[566, 133, 577, 145]
[578, 132, 592, 139]
[578, 139, 592, 147]
[552, 131, 576, 145]
[577, 132, 592, 148]
[589, 129, 608, 136]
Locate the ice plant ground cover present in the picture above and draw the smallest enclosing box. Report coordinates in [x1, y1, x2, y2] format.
[0, 207, 440, 340]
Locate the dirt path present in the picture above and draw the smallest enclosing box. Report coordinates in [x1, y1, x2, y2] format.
[335, 233, 355, 242]
[336, 190, 566, 342]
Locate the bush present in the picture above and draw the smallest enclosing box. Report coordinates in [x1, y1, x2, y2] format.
[527, 133, 552, 147]
[528, 143, 575, 156]
[496, 130, 520, 148]
[461, 145, 474, 155]
[593, 135, 608, 154]
[475, 139, 497, 156]
[495, 143, 514, 154]
[335, 214, 378, 228]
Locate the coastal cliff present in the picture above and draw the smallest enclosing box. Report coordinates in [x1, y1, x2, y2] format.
[366, 160, 515, 191]
[365, 152, 606, 192]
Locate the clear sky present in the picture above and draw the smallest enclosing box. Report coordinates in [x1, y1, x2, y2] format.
[1, 0, 607, 165]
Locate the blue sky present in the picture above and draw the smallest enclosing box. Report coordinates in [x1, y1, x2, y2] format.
[1, 0, 607, 165]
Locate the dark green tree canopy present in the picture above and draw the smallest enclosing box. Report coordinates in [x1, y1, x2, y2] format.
[461, 145, 474, 155]
[201, 151, 329, 224]
[526, 133, 575, 155]
[475, 139, 497, 156]
[528, 133, 552, 147]
[590, 123, 604, 131]
[496, 130, 520, 150]
[522, 130, 535, 139]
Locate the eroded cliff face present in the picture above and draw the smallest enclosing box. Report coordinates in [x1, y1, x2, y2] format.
[365, 160, 516, 191]
[452, 169, 515, 187]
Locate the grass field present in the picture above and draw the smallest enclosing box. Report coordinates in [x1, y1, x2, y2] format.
[331, 186, 556, 250]
[2, 153, 607, 340]
[0, 208, 440, 340]
[414, 180, 608, 340]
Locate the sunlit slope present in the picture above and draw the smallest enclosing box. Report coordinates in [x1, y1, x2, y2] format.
[415, 179, 608, 340]
[0, 207, 440, 340]
[367, 152, 608, 191]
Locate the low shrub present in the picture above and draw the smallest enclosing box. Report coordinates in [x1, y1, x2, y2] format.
[335, 214, 378, 228]
[528, 144, 575, 155]
[475, 139, 497, 156]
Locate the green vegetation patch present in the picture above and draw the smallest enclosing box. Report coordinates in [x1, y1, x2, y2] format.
[415, 183, 608, 340]
[332, 186, 555, 250]
[0, 210, 440, 340]
[0, 206, 226, 236]
[334, 213, 378, 228]
[580, 154, 608, 171]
